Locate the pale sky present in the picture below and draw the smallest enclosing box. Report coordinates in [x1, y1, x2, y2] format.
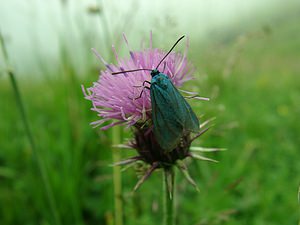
[0, 0, 296, 77]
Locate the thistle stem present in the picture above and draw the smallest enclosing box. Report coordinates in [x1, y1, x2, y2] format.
[163, 167, 175, 225]
[112, 126, 123, 225]
[0, 33, 61, 225]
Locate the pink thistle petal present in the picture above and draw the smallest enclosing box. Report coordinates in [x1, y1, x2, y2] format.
[101, 121, 124, 130]
[84, 34, 199, 130]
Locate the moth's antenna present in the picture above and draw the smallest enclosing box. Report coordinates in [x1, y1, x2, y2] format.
[112, 68, 152, 75]
[155, 35, 185, 70]
[112, 35, 185, 75]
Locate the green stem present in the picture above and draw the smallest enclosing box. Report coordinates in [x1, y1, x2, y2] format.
[163, 167, 175, 225]
[0, 33, 61, 225]
[95, 2, 123, 223]
[112, 126, 123, 225]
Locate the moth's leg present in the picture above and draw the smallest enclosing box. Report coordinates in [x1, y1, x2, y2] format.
[130, 80, 151, 100]
[129, 86, 150, 100]
[162, 62, 166, 73]
[133, 86, 150, 100]
[143, 80, 151, 86]
[133, 80, 151, 88]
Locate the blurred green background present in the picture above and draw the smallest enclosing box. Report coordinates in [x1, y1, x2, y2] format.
[0, 0, 300, 224]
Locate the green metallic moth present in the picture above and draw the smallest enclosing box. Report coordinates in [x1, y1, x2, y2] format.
[112, 36, 200, 151]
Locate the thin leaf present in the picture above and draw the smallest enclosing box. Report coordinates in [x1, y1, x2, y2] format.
[133, 162, 159, 191]
[112, 144, 134, 150]
[190, 153, 218, 163]
[164, 168, 175, 199]
[184, 95, 210, 101]
[111, 156, 143, 166]
[176, 161, 199, 192]
[200, 117, 216, 129]
[190, 146, 227, 152]
[120, 163, 137, 172]
[190, 127, 210, 143]
[178, 89, 198, 95]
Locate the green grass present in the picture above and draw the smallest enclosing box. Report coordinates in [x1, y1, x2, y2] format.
[1, 7, 300, 225]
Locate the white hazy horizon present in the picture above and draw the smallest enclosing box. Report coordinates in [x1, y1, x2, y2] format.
[0, 0, 296, 77]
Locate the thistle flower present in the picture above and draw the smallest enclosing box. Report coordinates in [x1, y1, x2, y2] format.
[83, 34, 193, 130]
[83, 33, 222, 191]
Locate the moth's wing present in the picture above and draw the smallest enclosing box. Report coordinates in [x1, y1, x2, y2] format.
[151, 85, 183, 151]
[168, 82, 200, 133]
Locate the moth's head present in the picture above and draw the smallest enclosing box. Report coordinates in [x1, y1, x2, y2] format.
[151, 69, 160, 77]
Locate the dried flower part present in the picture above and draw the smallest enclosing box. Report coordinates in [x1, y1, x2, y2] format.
[120, 123, 220, 191]
[83, 34, 194, 129]
[131, 126, 191, 166]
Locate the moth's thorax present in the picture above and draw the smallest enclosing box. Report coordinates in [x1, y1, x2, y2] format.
[150, 69, 160, 77]
[151, 72, 170, 90]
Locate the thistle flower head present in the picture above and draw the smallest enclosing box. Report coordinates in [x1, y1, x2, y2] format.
[83, 34, 194, 129]
[83, 33, 220, 191]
